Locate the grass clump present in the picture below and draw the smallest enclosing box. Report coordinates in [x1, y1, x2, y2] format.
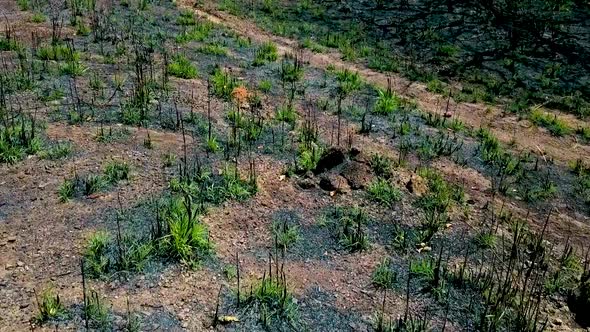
[271, 219, 299, 249]
[83, 174, 105, 195]
[104, 160, 130, 184]
[372, 258, 397, 289]
[58, 179, 75, 202]
[176, 9, 196, 26]
[38, 142, 73, 160]
[241, 268, 299, 328]
[259, 79, 273, 93]
[323, 206, 369, 252]
[197, 43, 227, 56]
[211, 67, 239, 100]
[85, 290, 111, 329]
[168, 54, 198, 79]
[253, 41, 278, 66]
[529, 109, 571, 136]
[0, 117, 42, 164]
[367, 178, 402, 207]
[159, 195, 212, 267]
[410, 257, 435, 282]
[35, 287, 67, 324]
[374, 88, 401, 115]
[296, 143, 322, 173]
[175, 22, 213, 43]
[369, 153, 394, 178]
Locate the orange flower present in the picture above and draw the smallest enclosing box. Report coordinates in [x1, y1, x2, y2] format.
[232, 86, 249, 104]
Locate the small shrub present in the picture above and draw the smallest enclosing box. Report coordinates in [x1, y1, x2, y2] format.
[367, 178, 402, 207]
[168, 55, 198, 79]
[276, 104, 297, 125]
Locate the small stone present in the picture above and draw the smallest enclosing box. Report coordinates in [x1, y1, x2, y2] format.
[16, 261, 24, 267]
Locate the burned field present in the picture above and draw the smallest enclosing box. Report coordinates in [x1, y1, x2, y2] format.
[1, 0, 590, 331]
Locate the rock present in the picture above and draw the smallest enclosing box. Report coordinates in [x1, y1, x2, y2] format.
[340, 161, 373, 190]
[7, 236, 16, 243]
[297, 178, 316, 189]
[319, 173, 350, 192]
[406, 174, 428, 197]
[16, 261, 24, 267]
[315, 147, 346, 174]
[552, 318, 562, 326]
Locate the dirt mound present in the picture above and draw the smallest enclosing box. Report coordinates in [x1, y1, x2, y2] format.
[340, 161, 374, 190]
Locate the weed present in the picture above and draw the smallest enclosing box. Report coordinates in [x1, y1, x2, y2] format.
[367, 178, 402, 207]
[85, 290, 111, 329]
[271, 219, 299, 249]
[474, 231, 497, 249]
[35, 287, 67, 324]
[168, 54, 198, 79]
[410, 257, 435, 282]
[372, 258, 397, 289]
[258, 79, 273, 93]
